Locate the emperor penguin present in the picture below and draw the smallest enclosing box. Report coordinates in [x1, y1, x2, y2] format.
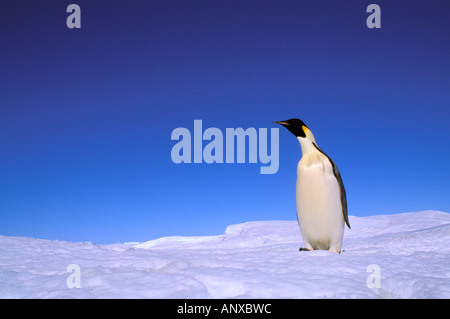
[274, 119, 351, 253]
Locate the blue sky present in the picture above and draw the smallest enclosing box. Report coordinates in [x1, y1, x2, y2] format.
[1, 0, 449, 243]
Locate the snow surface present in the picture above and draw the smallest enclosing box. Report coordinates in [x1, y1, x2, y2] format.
[1, 210, 450, 299]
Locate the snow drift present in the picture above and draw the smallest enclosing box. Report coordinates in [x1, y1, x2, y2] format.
[1, 210, 450, 298]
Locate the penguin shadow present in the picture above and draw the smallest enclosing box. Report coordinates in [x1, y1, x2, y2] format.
[298, 247, 347, 254]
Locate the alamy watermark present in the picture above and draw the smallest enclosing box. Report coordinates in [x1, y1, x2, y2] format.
[65, 3, 380, 30]
[170, 120, 279, 174]
[66, 264, 81, 288]
[66, 4, 81, 29]
[366, 264, 381, 289]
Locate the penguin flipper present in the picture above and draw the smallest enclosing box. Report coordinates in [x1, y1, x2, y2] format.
[312, 143, 351, 229]
[336, 169, 351, 229]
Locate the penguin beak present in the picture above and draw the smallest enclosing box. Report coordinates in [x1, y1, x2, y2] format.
[273, 121, 289, 126]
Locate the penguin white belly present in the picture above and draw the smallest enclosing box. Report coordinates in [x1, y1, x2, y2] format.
[296, 152, 344, 252]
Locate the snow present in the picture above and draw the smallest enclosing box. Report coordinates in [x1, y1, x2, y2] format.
[1, 210, 450, 299]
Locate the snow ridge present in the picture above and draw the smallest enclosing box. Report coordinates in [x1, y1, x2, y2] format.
[1, 211, 449, 298]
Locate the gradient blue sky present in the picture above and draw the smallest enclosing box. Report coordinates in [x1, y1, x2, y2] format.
[1, 0, 449, 243]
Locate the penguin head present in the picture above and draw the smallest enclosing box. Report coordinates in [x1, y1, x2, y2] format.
[273, 118, 310, 139]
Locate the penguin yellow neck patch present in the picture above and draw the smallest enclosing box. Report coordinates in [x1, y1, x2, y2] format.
[302, 126, 309, 136]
